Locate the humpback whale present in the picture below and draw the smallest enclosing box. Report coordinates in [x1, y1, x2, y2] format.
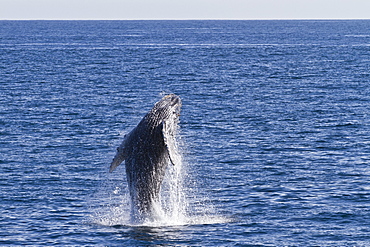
[110, 94, 182, 221]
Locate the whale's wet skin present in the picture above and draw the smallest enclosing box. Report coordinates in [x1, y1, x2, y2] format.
[110, 94, 182, 223]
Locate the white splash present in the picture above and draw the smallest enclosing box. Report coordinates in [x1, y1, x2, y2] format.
[90, 127, 230, 227]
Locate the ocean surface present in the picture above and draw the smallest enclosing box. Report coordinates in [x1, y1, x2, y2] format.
[1, 20, 370, 246]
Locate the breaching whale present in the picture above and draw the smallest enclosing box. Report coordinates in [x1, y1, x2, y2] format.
[110, 94, 182, 221]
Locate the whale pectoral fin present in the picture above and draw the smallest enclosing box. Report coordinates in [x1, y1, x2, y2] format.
[109, 144, 127, 172]
[162, 120, 180, 166]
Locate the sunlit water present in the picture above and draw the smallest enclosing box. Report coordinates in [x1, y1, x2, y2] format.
[1, 20, 370, 246]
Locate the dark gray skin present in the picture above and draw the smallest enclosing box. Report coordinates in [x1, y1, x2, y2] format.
[110, 94, 181, 220]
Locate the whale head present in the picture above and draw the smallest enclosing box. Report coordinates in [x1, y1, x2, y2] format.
[146, 94, 182, 126]
[109, 94, 182, 172]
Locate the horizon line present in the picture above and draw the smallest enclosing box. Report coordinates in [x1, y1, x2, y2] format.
[1, 18, 370, 21]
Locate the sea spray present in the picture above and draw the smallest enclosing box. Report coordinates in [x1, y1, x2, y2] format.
[93, 124, 234, 227]
[91, 151, 187, 226]
[158, 151, 187, 225]
[90, 140, 230, 227]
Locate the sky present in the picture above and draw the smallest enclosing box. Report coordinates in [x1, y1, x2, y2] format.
[1, 0, 370, 20]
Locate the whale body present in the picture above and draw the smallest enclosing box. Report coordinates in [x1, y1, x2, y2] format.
[110, 94, 182, 220]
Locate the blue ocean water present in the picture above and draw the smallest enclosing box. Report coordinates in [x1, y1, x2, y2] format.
[1, 20, 370, 246]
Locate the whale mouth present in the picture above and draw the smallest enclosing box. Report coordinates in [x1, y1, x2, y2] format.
[172, 97, 180, 106]
[171, 96, 181, 117]
[161, 94, 182, 115]
[164, 94, 181, 107]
